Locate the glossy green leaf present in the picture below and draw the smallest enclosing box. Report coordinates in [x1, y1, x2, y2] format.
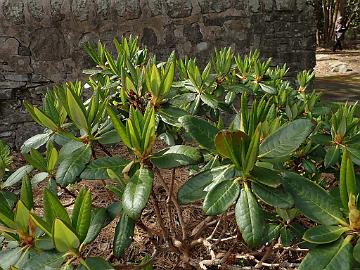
[303, 225, 349, 244]
[21, 251, 64, 270]
[72, 188, 92, 242]
[122, 168, 153, 220]
[2, 165, 33, 188]
[66, 88, 88, 131]
[0, 192, 16, 229]
[20, 133, 50, 154]
[179, 116, 219, 151]
[53, 219, 80, 253]
[113, 214, 135, 257]
[259, 119, 314, 158]
[178, 165, 235, 204]
[353, 238, 360, 263]
[58, 141, 85, 163]
[47, 147, 58, 173]
[56, 144, 91, 186]
[106, 106, 131, 149]
[33, 107, 58, 131]
[20, 177, 33, 210]
[299, 237, 353, 270]
[203, 180, 240, 216]
[83, 208, 109, 245]
[31, 172, 49, 186]
[80, 157, 129, 180]
[282, 172, 347, 226]
[339, 149, 356, 210]
[43, 189, 71, 226]
[30, 213, 52, 236]
[151, 145, 202, 169]
[251, 166, 281, 187]
[15, 201, 30, 234]
[252, 182, 294, 208]
[158, 107, 188, 127]
[235, 186, 265, 248]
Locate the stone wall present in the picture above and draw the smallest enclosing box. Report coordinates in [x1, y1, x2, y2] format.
[0, 0, 316, 148]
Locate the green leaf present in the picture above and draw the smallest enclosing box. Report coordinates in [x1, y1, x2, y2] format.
[299, 237, 353, 270]
[80, 157, 129, 180]
[113, 214, 135, 257]
[66, 88, 88, 131]
[122, 168, 153, 220]
[21, 251, 64, 270]
[20, 177, 33, 210]
[2, 165, 33, 188]
[178, 165, 235, 204]
[158, 107, 188, 127]
[30, 213, 52, 236]
[15, 200, 30, 233]
[21, 133, 50, 154]
[31, 172, 49, 186]
[47, 146, 58, 173]
[98, 129, 121, 145]
[0, 192, 16, 229]
[354, 238, 360, 263]
[58, 141, 85, 163]
[56, 144, 91, 186]
[72, 188, 92, 242]
[23, 149, 47, 172]
[252, 182, 294, 208]
[259, 119, 314, 158]
[179, 116, 219, 151]
[33, 107, 59, 131]
[303, 225, 349, 244]
[151, 145, 202, 169]
[0, 247, 22, 270]
[203, 180, 240, 216]
[259, 83, 277, 94]
[251, 166, 281, 187]
[78, 257, 114, 270]
[282, 172, 347, 226]
[83, 208, 109, 245]
[280, 227, 293, 246]
[324, 145, 340, 168]
[200, 93, 219, 109]
[53, 219, 80, 253]
[43, 188, 71, 226]
[215, 130, 247, 168]
[339, 149, 356, 210]
[106, 106, 132, 149]
[235, 186, 265, 248]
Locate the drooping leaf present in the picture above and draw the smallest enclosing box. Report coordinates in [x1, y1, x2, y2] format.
[53, 219, 80, 253]
[30, 213, 52, 236]
[324, 145, 340, 168]
[178, 165, 235, 204]
[179, 116, 219, 151]
[303, 225, 349, 244]
[122, 168, 153, 220]
[80, 157, 129, 180]
[56, 144, 91, 186]
[150, 145, 202, 169]
[0, 247, 22, 270]
[113, 214, 135, 257]
[259, 119, 314, 158]
[282, 172, 346, 226]
[158, 107, 188, 127]
[14, 201, 30, 234]
[354, 238, 360, 263]
[203, 180, 240, 216]
[20, 177, 33, 210]
[251, 166, 281, 187]
[235, 186, 265, 248]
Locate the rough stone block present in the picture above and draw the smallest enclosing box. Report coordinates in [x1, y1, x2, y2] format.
[165, 0, 192, 18]
[113, 0, 141, 20]
[2, 0, 25, 24]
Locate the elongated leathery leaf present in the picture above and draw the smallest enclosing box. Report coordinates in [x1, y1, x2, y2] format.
[179, 116, 219, 151]
[113, 214, 135, 257]
[56, 144, 91, 186]
[80, 156, 129, 180]
[299, 237, 353, 270]
[282, 172, 347, 226]
[72, 188, 92, 242]
[203, 180, 240, 216]
[122, 167, 153, 220]
[303, 225, 349, 244]
[235, 185, 265, 248]
[259, 119, 314, 158]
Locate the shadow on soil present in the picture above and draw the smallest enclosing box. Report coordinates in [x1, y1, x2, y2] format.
[315, 73, 360, 102]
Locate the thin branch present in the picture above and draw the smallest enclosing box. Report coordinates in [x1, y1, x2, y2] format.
[155, 168, 187, 241]
[98, 143, 113, 157]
